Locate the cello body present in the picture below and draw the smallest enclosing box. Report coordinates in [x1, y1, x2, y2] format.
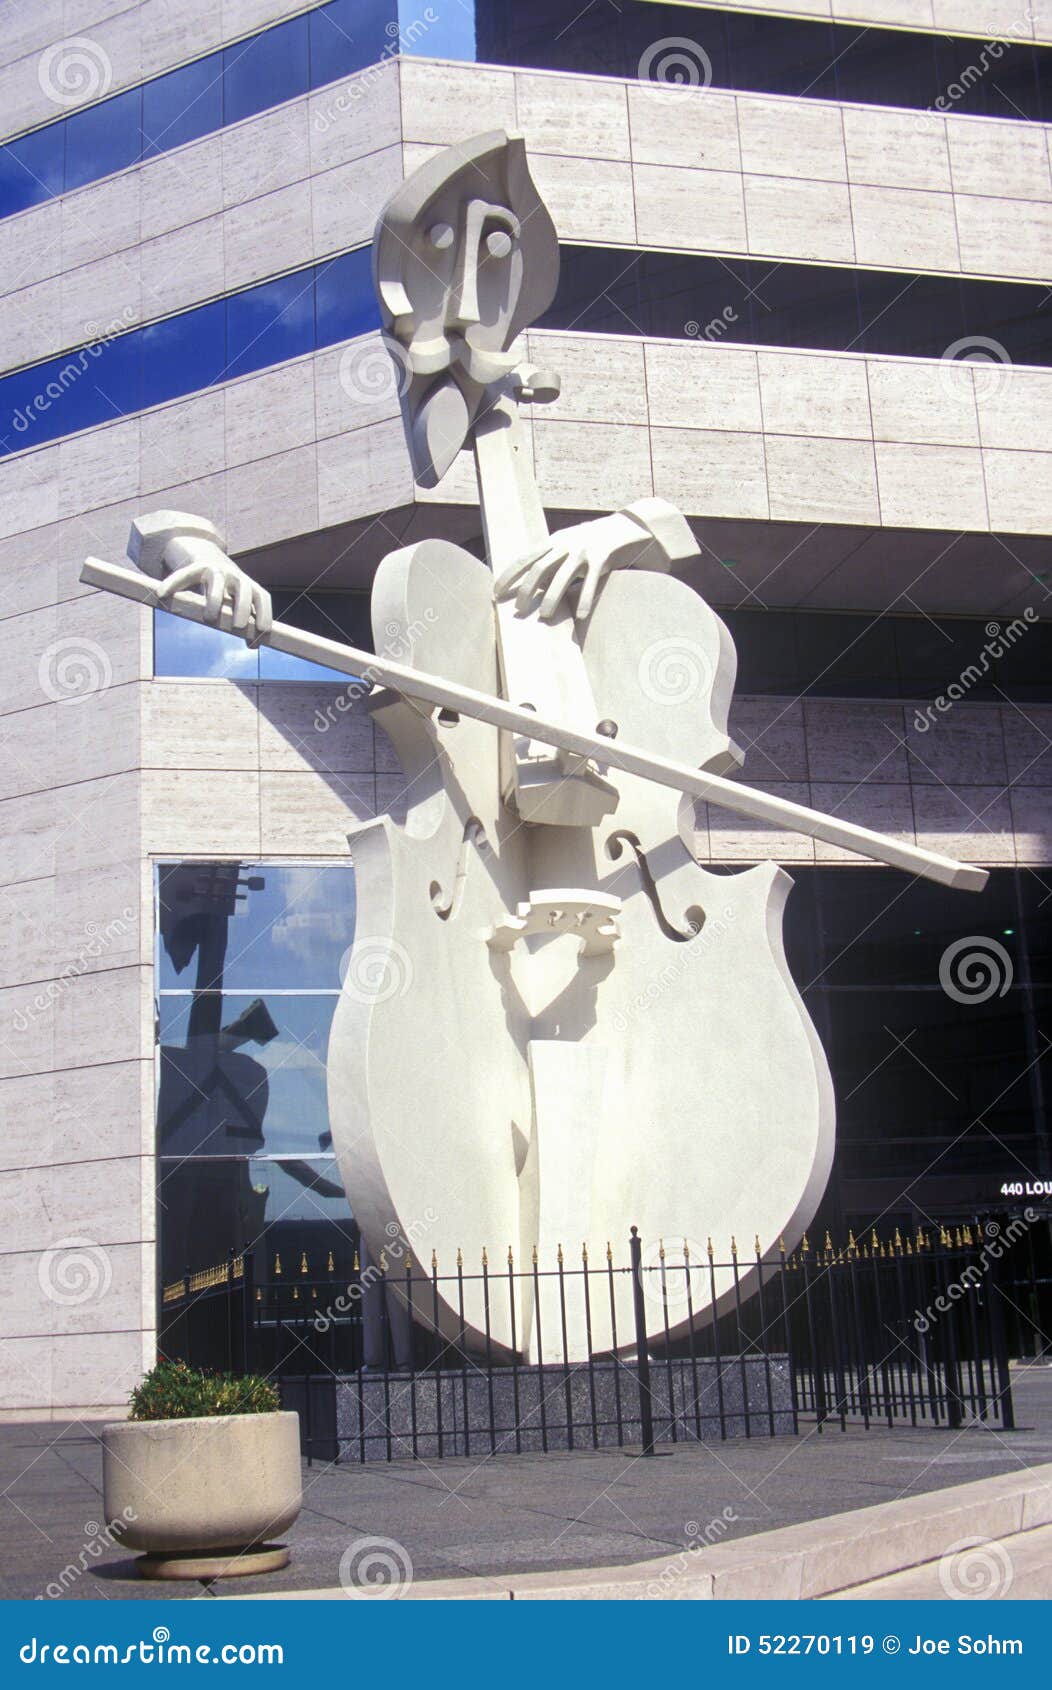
[327, 538, 835, 1361]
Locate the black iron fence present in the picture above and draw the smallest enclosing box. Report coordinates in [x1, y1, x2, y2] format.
[158, 1225, 1015, 1463]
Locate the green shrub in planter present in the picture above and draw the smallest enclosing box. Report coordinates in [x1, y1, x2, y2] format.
[128, 1359, 280, 1421]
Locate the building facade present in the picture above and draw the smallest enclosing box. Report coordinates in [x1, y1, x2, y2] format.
[0, 0, 1050, 1414]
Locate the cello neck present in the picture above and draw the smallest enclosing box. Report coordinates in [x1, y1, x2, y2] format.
[472, 390, 550, 571]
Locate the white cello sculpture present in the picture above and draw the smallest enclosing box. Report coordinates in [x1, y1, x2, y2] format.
[83, 133, 987, 1363]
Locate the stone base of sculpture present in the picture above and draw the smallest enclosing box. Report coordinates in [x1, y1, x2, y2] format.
[331, 1357, 794, 1462]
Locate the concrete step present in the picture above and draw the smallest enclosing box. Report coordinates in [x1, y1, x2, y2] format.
[233, 1460, 1052, 1600]
[826, 1522, 1052, 1600]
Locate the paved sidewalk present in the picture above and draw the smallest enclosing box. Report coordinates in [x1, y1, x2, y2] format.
[2, 1366, 1050, 1601]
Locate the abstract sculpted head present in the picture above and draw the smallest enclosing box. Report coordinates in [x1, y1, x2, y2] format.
[373, 130, 559, 485]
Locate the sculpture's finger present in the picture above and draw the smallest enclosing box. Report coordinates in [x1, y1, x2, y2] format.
[231, 571, 252, 633]
[155, 563, 203, 600]
[538, 549, 584, 621]
[514, 546, 567, 616]
[574, 552, 606, 623]
[494, 545, 549, 600]
[203, 567, 226, 623]
[253, 587, 273, 638]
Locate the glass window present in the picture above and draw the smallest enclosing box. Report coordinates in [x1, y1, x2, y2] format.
[142, 52, 224, 157]
[222, 14, 310, 126]
[315, 247, 379, 347]
[141, 297, 226, 408]
[153, 611, 260, 680]
[157, 992, 340, 1158]
[157, 861, 356, 994]
[260, 589, 372, 681]
[311, 0, 396, 84]
[63, 85, 142, 192]
[0, 124, 65, 217]
[225, 270, 316, 381]
[157, 1154, 357, 1288]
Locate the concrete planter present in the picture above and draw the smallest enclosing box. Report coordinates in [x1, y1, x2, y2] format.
[103, 1411, 302, 1580]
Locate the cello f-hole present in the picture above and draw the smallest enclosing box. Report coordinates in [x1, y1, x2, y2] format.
[431, 817, 488, 921]
[606, 829, 705, 943]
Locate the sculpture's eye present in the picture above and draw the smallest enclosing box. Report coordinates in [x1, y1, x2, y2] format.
[428, 222, 455, 250]
[485, 228, 513, 259]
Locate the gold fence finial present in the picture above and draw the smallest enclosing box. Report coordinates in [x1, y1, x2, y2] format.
[731, 1235, 738, 1259]
[379, 1249, 388, 1273]
[457, 1246, 463, 1269]
[300, 1251, 308, 1275]
[582, 1241, 589, 1264]
[707, 1236, 714, 1260]
[432, 1248, 438, 1272]
[532, 1243, 539, 1265]
[274, 1252, 282, 1277]
[683, 1238, 690, 1262]
[482, 1245, 489, 1267]
[754, 1234, 762, 1256]
[327, 1250, 335, 1273]
[606, 1240, 613, 1263]
[508, 1244, 514, 1267]
[557, 1242, 564, 1265]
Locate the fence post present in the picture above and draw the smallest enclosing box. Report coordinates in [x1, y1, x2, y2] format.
[987, 1242, 1017, 1432]
[241, 1250, 255, 1375]
[183, 1264, 191, 1370]
[629, 1227, 656, 1456]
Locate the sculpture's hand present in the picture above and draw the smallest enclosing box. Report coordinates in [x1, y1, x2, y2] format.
[493, 500, 697, 623]
[156, 551, 273, 642]
[127, 511, 273, 644]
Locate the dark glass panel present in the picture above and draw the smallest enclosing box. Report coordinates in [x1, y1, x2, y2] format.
[1019, 874, 1052, 988]
[157, 1155, 357, 1285]
[314, 246, 380, 346]
[546, 247, 1052, 370]
[723, 608, 801, 695]
[142, 52, 224, 156]
[222, 14, 310, 125]
[141, 297, 226, 407]
[0, 124, 64, 216]
[63, 85, 142, 190]
[795, 613, 899, 699]
[225, 269, 316, 380]
[808, 866, 1020, 989]
[471, 1, 1050, 119]
[157, 861, 356, 994]
[310, 0, 396, 84]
